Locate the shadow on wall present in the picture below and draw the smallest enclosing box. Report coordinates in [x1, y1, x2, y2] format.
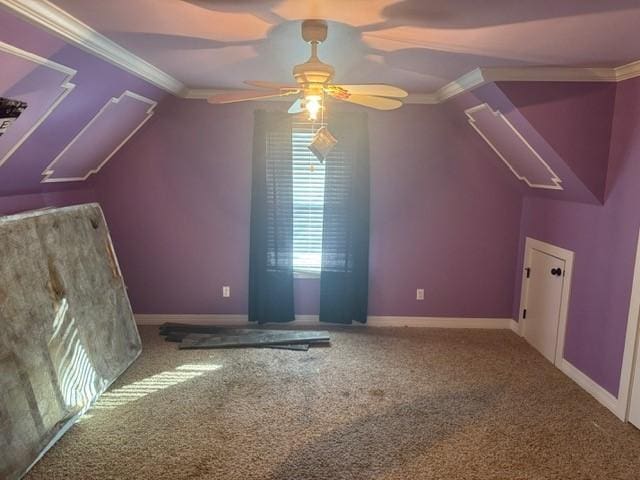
[268, 386, 499, 480]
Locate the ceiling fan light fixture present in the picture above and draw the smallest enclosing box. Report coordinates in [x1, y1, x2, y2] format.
[304, 94, 322, 121]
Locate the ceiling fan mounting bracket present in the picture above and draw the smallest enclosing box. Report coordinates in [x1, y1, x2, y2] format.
[294, 19, 334, 86]
[301, 19, 328, 44]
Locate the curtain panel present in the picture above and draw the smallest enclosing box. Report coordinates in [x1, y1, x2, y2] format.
[248, 110, 295, 323]
[319, 112, 370, 324]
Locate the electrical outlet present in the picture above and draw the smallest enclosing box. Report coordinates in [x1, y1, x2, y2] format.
[416, 289, 424, 301]
[222, 286, 230, 298]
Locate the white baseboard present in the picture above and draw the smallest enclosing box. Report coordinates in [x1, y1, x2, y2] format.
[136, 314, 247, 326]
[366, 316, 512, 328]
[135, 314, 514, 329]
[560, 359, 623, 420]
[511, 320, 624, 421]
[510, 319, 522, 336]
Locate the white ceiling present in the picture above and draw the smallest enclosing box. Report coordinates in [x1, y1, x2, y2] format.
[46, 0, 640, 93]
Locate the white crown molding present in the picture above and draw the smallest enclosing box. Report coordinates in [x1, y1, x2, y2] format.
[0, 0, 186, 95]
[465, 103, 563, 190]
[0, 40, 76, 167]
[433, 68, 487, 103]
[182, 89, 229, 100]
[3, 1, 640, 104]
[614, 59, 640, 82]
[425, 63, 633, 104]
[481, 66, 619, 83]
[406, 61, 640, 104]
[41, 90, 156, 182]
[185, 60, 640, 105]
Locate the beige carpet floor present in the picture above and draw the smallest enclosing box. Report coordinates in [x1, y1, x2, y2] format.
[26, 325, 640, 480]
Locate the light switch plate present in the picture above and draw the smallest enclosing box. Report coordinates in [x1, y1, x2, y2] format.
[222, 286, 230, 298]
[416, 289, 424, 301]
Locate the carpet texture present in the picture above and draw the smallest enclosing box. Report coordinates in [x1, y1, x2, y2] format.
[26, 326, 640, 479]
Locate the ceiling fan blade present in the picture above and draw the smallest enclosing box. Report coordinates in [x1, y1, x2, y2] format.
[245, 80, 300, 91]
[331, 84, 408, 98]
[288, 98, 304, 114]
[207, 89, 294, 104]
[337, 94, 403, 110]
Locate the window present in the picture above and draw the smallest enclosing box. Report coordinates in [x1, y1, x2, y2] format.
[292, 123, 326, 274]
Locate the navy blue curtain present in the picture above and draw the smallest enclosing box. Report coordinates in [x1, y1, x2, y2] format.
[319, 112, 370, 324]
[248, 110, 295, 324]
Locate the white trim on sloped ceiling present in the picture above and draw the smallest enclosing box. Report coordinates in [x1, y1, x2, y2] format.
[0, 0, 186, 95]
[2, 1, 640, 103]
[41, 90, 156, 182]
[465, 103, 563, 190]
[0, 40, 76, 167]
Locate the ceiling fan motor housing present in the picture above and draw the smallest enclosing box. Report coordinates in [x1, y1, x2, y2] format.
[293, 61, 334, 86]
[294, 19, 334, 87]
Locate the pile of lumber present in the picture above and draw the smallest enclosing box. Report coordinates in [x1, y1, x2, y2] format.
[159, 323, 330, 351]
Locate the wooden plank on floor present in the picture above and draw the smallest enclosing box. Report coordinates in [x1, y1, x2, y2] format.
[263, 344, 310, 351]
[178, 331, 330, 349]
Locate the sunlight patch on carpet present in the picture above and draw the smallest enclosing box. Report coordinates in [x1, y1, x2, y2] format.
[89, 364, 221, 411]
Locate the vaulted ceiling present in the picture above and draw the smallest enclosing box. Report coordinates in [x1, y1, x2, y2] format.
[0, 1, 633, 202]
[49, 0, 640, 93]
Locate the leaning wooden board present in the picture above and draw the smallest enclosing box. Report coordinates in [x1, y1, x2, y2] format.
[0, 204, 141, 480]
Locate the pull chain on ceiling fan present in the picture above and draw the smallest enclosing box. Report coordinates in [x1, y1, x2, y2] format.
[207, 19, 409, 120]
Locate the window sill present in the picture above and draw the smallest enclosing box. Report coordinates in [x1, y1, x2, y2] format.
[294, 270, 320, 279]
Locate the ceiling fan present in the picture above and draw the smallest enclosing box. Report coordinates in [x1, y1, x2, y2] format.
[207, 19, 408, 120]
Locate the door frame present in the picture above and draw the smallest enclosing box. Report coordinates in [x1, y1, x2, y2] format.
[518, 237, 575, 368]
[619, 228, 640, 422]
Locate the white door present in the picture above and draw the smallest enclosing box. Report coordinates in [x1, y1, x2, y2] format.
[522, 248, 566, 363]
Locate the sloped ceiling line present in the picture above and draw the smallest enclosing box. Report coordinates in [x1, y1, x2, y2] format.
[3, 0, 640, 104]
[465, 103, 562, 190]
[0, 0, 186, 95]
[0, 39, 76, 167]
[41, 90, 157, 182]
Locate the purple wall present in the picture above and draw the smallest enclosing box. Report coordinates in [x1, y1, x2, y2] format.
[0, 188, 96, 215]
[92, 97, 523, 317]
[517, 76, 640, 396]
[0, 10, 167, 197]
[453, 82, 607, 205]
[498, 82, 616, 202]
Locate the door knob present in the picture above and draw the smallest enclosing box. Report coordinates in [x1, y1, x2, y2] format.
[551, 267, 563, 276]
